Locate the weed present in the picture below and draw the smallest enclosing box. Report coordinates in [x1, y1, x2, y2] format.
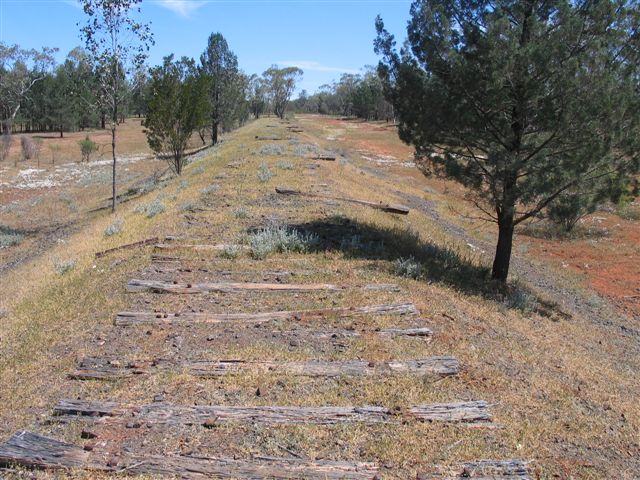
[292, 144, 319, 157]
[257, 144, 286, 156]
[257, 162, 273, 183]
[179, 202, 205, 213]
[201, 184, 220, 195]
[276, 160, 295, 171]
[104, 218, 124, 237]
[248, 225, 317, 260]
[393, 257, 423, 279]
[505, 286, 538, 314]
[219, 244, 242, 259]
[0, 227, 23, 247]
[135, 198, 165, 218]
[234, 207, 249, 219]
[52, 257, 77, 275]
[617, 205, 640, 221]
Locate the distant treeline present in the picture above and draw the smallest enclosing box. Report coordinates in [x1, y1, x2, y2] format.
[291, 67, 394, 121]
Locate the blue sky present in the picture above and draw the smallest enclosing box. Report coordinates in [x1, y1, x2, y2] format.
[0, 0, 412, 93]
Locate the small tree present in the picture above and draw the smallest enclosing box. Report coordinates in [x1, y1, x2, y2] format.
[79, 136, 98, 162]
[263, 66, 303, 119]
[0, 132, 12, 162]
[145, 55, 208, 175]
[200, 33, 239, 145]
[79, 0, 153, 212]
[20, 136, 38, 163]
[376, 0, 640, 282]
[248, 74, 267, 119]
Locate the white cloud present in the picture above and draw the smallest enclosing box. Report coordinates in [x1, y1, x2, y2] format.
[157, 0, 208, 18]
[62, 0, 82, 9]
[277, 61, 360, 75]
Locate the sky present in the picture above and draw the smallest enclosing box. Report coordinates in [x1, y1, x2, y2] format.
[0, 0, 413, 93]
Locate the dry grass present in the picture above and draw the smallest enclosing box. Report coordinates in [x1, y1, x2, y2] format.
[0, 116, 638, 479]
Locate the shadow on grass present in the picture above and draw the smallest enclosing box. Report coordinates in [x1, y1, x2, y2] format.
[285, 216, 499, 298]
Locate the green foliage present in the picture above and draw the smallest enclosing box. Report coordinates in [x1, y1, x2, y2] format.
[78, 136, 98, 162]
[0, 226, 23, 247]
[135, 198, 165, 218]
[248, 225, 316, 260]
[262, 66, 303, 119]
[393, 256, 423, 279]
[376, 1, 640, 281]
[104, 218, 124, 237]
[145, 55, 207, 175]
[219, 244, 242, 259]
[257, 162, 273, 182]
[200, 33, 243, 144]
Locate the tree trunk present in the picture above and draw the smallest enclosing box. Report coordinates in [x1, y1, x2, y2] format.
[101, 114, 106, 129]
[59, 128, 63, 138]
[211, 121, 218, 145]
[491, 210, 515, 282]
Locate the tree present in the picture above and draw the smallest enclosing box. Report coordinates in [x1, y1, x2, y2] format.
[145, 55, 208, 175]
[200, 33, 239, 145]
[263, 66, 303, 119]
[248, 74, 267, 119]
[0, 43, 56, 133]
[375, 0, 640, 282]
[79, 0, 153, 213]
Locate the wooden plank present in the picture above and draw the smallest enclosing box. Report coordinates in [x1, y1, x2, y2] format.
[255, 136, 287, 141]
[54, 400, 491, 425]
[153, 243, 248, 252]
[423, 459, 531, 479]
[0, 431, 92, 471]
[312, 155, 337, 161]
[126, 279, 399, 294]
[95, 237, 159, 259]
[275, 186, 410, 215]
[116, 303, 418, 326]
[70, 356, 459, 380]
[0, 432, 378, 479]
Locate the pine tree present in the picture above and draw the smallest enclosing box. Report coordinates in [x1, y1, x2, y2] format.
[375, 0, 640, 281]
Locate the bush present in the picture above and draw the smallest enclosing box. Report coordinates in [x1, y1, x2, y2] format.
[52, 257, 76, 275]
[393, 257, 423, 279]
[257, 144, 286, 156]
[617, 204, 640, 221]
[276, 160, 295, 171]
[257, 162, 273, 183]
[0, 132, 12, 162]
[201, 184, 220, 195]
[0, 228, 23, 247]
[249, 225, 317, 260]
[219, 244, 242, 259]
[505, 286, 538, 314]
[78, 136, 98, 163]
[20, 136, 39, 162]
[292, 143, 319, 157]
[135, 198, 165, 218]
[104, 218, 124, 237]
[233, 207, 249, 219]
[179, 202, 204, 213]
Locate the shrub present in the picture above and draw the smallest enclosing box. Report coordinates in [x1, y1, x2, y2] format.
[20, 136, 39, 162]
[257, 144, 286, 156]
[0, 229, 23, 247]
[52, 257, 76, 275]
[219, 244, 242, 259]
[179, 202, 204, 213]
[233, 207, 249, 219]
[78, 136, 98, 163]
[292, 143, 319, 157]
[201, 184, 220, 195]
[276, 160, 295, 171]
[617, 204, 640, 221]
[257, 162, 273, 183]
[393, 256, 423, 279]
[249, 225, 316, 260]
[104, 218, 124, 237]
[135, 198, 165, 218]
[0, 132, 12, 162]
[505, 286, 538, 314]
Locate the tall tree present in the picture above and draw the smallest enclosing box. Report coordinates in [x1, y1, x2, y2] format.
[263, 66, 303, 119]
[375, 0, 640, 282]
[79, 0, 153, 213]
[248, 74, 267, 119]
[0, 43, 56, 133]
[200, 33, 239, 145]
[145, 55, 207, 175]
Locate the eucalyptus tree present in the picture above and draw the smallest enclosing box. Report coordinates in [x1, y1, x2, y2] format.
[376, 0, 640, 281]
[0, 42, 56, 133]
[79, 0, 153, 212]
[263, 66, 303, 119]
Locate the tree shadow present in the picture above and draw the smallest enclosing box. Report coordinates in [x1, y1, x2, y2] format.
[283, 216, 497, 298]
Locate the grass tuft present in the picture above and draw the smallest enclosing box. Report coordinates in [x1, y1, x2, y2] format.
[248, 225, 317, 260]
[104, 218, 124, 237]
